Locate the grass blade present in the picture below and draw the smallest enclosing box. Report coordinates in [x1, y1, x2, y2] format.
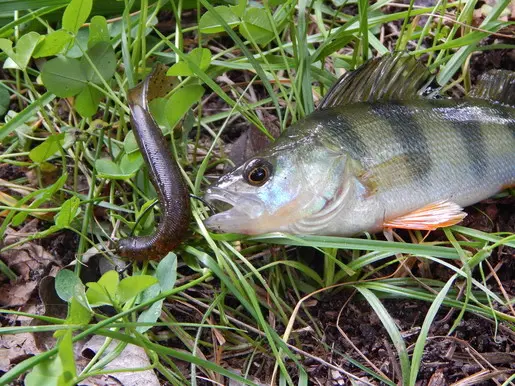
[355, 287, 410, 384]
[0, 91, 55, 140]
[247, 233, 462, 259]
[409, 274, 457, 385]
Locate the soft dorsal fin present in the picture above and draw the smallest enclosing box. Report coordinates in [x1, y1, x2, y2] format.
[317, 53, 432, 110]
[469, 69, 515, 106]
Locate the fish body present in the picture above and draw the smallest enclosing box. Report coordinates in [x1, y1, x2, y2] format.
[204, 55, 515, 236]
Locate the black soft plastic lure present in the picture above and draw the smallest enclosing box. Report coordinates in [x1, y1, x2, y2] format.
[117, 66, 190, 261]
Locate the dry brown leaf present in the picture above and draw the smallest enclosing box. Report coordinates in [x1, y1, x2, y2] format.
[31, 276, 68, 351]
[0, 332, 39, 372]
[1, 227, 57, 307]
[80, 336, 160, 386]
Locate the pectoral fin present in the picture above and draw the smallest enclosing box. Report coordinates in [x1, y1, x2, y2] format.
[383, 200, 467, 231]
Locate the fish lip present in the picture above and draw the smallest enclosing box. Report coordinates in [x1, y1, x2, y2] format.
[203, 188, 265, 232]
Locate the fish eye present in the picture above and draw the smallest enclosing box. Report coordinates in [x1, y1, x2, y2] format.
[243, 158, 273, 186]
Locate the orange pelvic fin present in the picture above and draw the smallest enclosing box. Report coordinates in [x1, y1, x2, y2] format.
[383, 200, 467, 231]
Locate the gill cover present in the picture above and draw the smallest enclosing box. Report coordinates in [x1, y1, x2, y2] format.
[204, 133, 354, 234]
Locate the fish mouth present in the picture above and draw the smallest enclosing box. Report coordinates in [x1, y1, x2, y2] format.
[203, 188, 265, 233]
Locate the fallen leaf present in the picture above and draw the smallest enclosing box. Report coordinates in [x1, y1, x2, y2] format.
[0, 227, 57, 307]
[31, 276, 68, 351]
[0, 331, 39, 372]
[81, 336, 160, 386]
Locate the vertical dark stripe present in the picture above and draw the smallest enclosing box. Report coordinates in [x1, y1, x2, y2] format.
[312, 109, 369, 160]
[452, 121, 488, 179]
[370, 102, 432, 180]
[495, 104, 515, 141]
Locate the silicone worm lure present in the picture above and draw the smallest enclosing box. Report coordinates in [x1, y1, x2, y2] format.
[117, 66, 190, 260]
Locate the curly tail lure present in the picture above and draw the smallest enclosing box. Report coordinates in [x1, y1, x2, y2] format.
[117, 66, 191, 261]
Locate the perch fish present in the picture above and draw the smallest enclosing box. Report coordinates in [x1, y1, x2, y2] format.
[204, 54, 515, 235]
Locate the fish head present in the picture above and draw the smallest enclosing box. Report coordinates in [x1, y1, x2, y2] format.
[204, 136, 350, 234]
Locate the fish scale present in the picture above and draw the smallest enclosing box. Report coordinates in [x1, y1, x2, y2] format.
[303, 100, 514, 191]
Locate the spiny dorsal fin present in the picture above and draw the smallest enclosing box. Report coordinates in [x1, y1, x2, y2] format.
[317, 53, 432, 110]
[469, 69, 515, 106]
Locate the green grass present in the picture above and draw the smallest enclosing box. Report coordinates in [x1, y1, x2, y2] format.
[0, 0, 514, 385]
